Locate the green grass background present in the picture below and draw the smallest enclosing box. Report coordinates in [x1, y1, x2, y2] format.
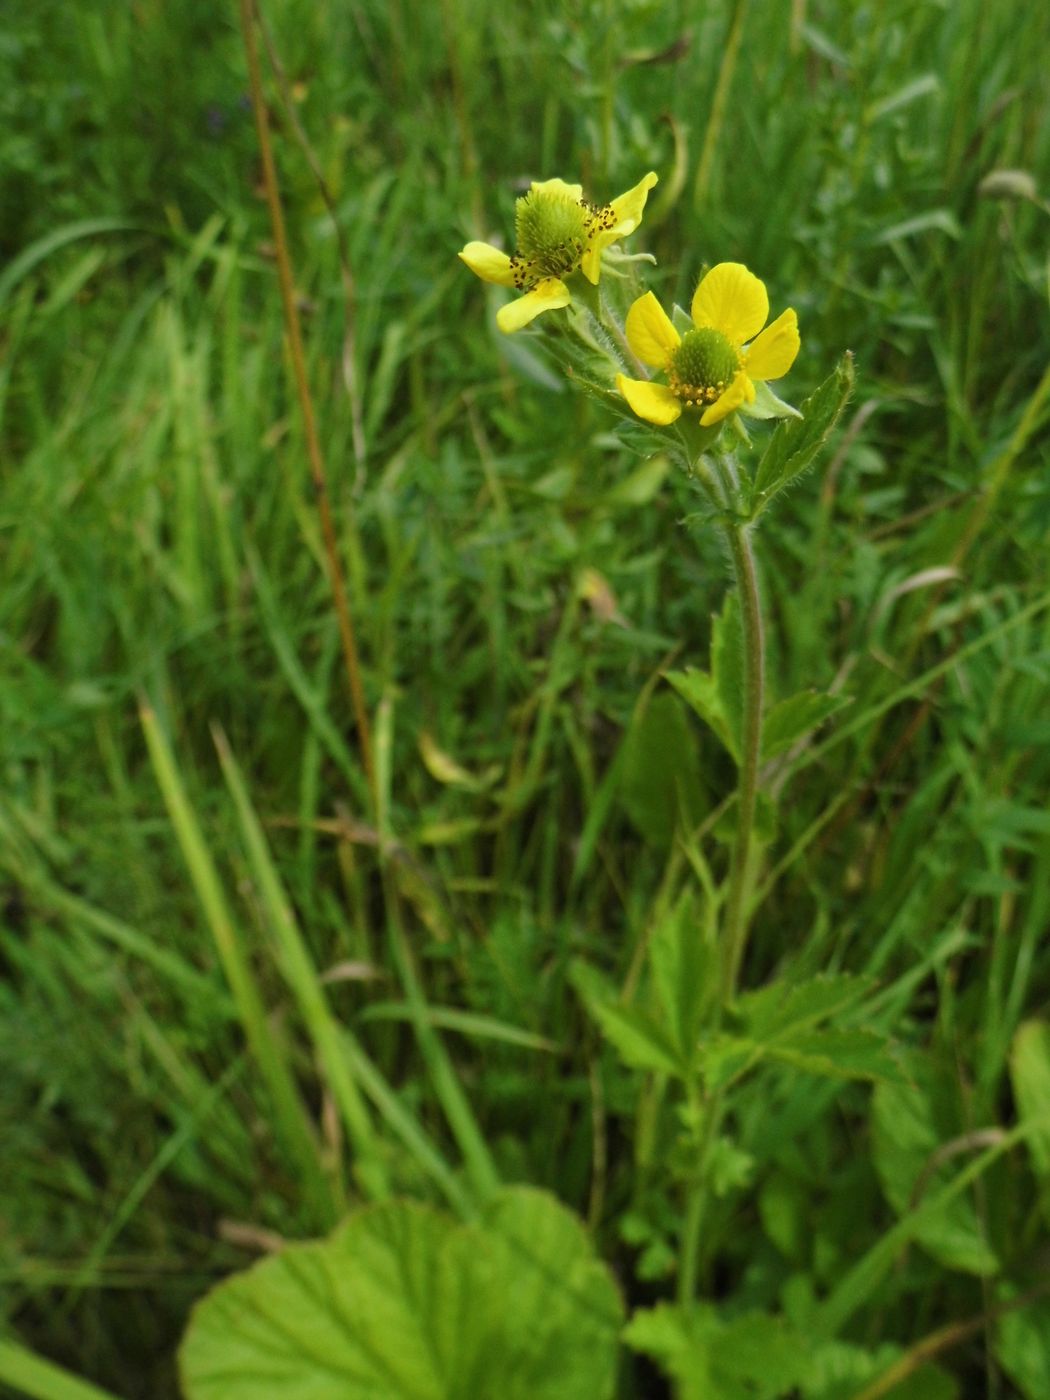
[2, 0, 1049, 1394]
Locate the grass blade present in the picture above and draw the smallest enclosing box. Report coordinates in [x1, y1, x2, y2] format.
[211, 724, 389, 1201]
[139, 699, 338, 1227]
[0, 1341, 122, 1400]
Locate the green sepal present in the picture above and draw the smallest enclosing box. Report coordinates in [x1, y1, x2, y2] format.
[671, 302, 693, 334]
[740, 378, 803, 421]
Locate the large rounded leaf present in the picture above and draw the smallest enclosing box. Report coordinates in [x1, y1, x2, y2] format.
[179, 1187, 622, 1400]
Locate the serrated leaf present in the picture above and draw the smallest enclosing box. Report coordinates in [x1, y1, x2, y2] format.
[698, 1027, 904, 1091]
[180, 1187, 623, 1400]
[625, 1304, 811, 1400]
[762, 690, 852, 760]
[766, 1028, 907, 1084]
[700, 976, 902, 1091]
[750, 353, 854, 514]
[872, 1064, 1000, 1277]
[571, 961, 686, 1078]
[734, 973, 872, 1040]
[664, 667, 737, 761]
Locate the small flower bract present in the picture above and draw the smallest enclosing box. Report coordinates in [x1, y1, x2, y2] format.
[615, 262, 800, 427]
[459, 172, 658, 334]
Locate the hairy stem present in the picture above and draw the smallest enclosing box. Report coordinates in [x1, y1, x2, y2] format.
[678, 510, 765, 1302]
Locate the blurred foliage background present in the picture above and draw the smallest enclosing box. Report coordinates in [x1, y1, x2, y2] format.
[1, 0, 1049, 1395]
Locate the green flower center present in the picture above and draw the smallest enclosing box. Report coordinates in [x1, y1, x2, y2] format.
[512, 190, 590, 286]
[668, 328, 740, 407]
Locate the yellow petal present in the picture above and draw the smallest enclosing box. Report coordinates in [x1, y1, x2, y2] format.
[581, 172, 660, 283]
[624, 291, 680, 367]
[700, 371, 753, 426]
[691, 262, 769, 346]
[459, 241, 516, 288]
[616, 373, 682, 425]
[496, 277, 570, 334]
[580, 243, 602, 285]
[744, 308, 800, 381]
[608, 171, 659, 238]
[530, 177, 584, 202]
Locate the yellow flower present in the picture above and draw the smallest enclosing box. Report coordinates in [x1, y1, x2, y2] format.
[459, 172, 658, 334]
[615, 263, 800, 428]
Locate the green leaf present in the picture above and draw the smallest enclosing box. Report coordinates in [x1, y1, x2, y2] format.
[620, 690, 708, 846]
[766, 1028, 908, 1083]
[871, 1062, 1000, 1277]
[662, 580, 751, 766]
[625, 1304, 811, 1400]
[650, 891, 715, 1067]
[802, 1340, 959, 1400]
[1010, 1021, 1050, 1177]
[698, 975, 905, 1091]
[180, 1187, 623, 1400]
[734, 973, 872, 1040]
[571, 961, 686, 1078]
[750, 353, 854, 515]
[699, 1028, 905, 1091]
[762, 690, 852, 760]
[602, 453, 670, 506]
[712, 591, 746, 760]
[997, 1293, 1050, 1400]
[664, 667, 737, 761]
[0, 1339, 123, 1400]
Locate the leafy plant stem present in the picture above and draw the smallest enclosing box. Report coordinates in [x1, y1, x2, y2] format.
[237, 0, 376, 806]
[677, 1084, 723, 1303]
[678, 501, 765, 1302]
